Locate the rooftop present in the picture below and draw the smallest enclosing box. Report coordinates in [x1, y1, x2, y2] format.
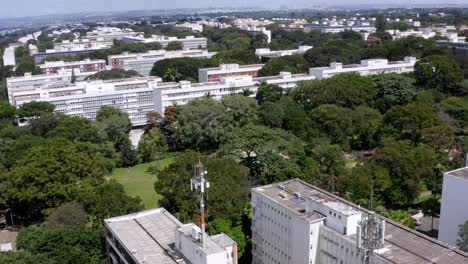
[253, 179, 468, 264]
[104, 208, 184, 264]
[446, 167, 468, 181]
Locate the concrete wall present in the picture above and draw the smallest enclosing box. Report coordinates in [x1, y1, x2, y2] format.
[439, 173, 468, 246]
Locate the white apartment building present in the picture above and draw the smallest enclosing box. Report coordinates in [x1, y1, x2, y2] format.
[436, 36, 468, 51]
[238, 25, 272, 44]
[108, 49, 216, 76]
[9, 76, 161, 126]
[174, 22, 204, 32]
[439, 166, 468, 247]
[122, 35, 208, 49]
[255, 46, 313, 59]
[85, 26, 143, 41]
[104, 208, 237, 264]
[2, 46, 16, 66]
[386, 29, 436, 40]
[53, 39, 113, 52]
[6, 70, 95, 105]
[38, 58, 107, 74]
[198, 63, 264, 83]
[309, 56, 417, 79]
[252, 179, 468, 264]
[154, 76, 259, 113]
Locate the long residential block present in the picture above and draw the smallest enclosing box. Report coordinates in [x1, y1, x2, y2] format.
[39, 58, 107, 74]
[108, 49, 216, 76]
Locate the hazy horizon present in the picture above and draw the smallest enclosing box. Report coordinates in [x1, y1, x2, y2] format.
[2, 0, 468, 19]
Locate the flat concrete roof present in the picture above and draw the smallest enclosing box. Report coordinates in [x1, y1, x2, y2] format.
[446, 167, 468, 181]
[104, 208, 184, 264]
[253, 179, 468, 264]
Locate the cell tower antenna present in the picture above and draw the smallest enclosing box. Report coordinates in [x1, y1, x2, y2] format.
[190, 159, 210, 248]
[356, 211, 385, 264]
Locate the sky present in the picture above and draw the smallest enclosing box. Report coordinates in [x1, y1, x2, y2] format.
[1, 0, 467, 19]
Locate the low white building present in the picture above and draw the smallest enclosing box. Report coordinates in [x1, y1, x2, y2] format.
[252, 179, 468, 264]
[104, 208, 237, 264]
[122, 35, 208, 49]
[86, 26, 143, 41]
[174, 22, 204, 32]
[439, 166, 468, 247]
[198, 63, 264, 83]
[309, 56, 417, 79]
[38, 58, 107, 74]
[436, 35, 468, 51]
[109, 49, 216, 76]
[6, 70, 95, 105]
[2, 46, 16, 66]
[53, 38, 113, 52]
[386, 29, 436, 40]
[238, 25, 272, 43]
[255, 46, 312, 59]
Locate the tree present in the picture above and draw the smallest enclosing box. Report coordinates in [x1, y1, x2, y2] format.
[383, 103, 441, 144]
[371, 140, 438, 208]
[414, 55, 464, 94]
[176, 98, 232, 151]
[303, 40, 364, 67]
[351, 106, 383, 150]
[165, 41, 184, 51]
[46, 202, 88, 226]
[421, 196, 440, 232]
[440, 96, 468, 128]
[292, 74, 375, 109]
[347, 164, 391, 207]
[221, 95, 257, 127]
[95, 106, 132, 145]
[16, 224, 105, 264]
[78, 180, 143, 223]
[163, 67, 183, 82]
[0, 100, 16, 122]
[221, 124, 305, 184]
[17, 101, 55, 119]
[308, 105, 354, 147]
[3, 139, 111, 219]
[154, 151, 250, 222]
[85, 68, 140, 80]
[457, 221, 468, 252]
[255, 82, 283, 105]
[258, 55, 308, 76]
[119, 137, 137, 167]
[213, 48, 260, 65]
[208, 218, 248, 258]
[373, 73, 417, 112]
[15, 58, 40, 76]
[137, 127, 168, 163]
[151, 57, 217, 82]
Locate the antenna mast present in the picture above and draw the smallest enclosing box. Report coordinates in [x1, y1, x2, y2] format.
[191, 159, 210, 248]
[357, 212, 385, 264]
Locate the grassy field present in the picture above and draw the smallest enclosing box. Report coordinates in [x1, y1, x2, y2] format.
[112, 157, 175, 209]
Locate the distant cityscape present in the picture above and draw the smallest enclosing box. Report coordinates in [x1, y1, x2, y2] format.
[1, 3, 468, 264]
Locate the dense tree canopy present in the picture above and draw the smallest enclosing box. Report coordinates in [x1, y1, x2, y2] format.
[258, 55, 308, 76]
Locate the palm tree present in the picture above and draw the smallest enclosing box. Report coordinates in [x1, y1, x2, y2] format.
[163, 68, 182, 82]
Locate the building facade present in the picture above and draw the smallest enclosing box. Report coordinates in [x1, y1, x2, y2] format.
[8, 76, 161, 126]
[255, 46, 312, 60]
[309, 56, 417, 79]
[104, 208, 237, 264]
[439, 167, 468, 247]
[39, 58, 107, 74]
[2, 45, 16, 66]
[109, 49, 216, 76]
[122, 35, 208, 49]
[252, 179, 468, 264]
[198, 63, 264, 83]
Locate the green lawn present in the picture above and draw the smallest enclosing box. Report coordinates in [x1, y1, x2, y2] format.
[112, 158, 175, 209]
